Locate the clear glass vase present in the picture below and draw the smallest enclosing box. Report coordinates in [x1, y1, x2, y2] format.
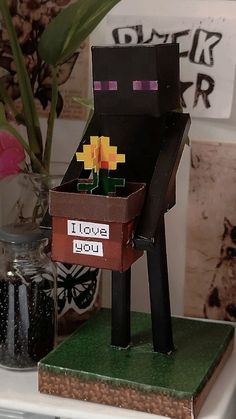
[0, 164, 101, 337]
[0, 163, 66, 227]
[0, 223, 57, 370]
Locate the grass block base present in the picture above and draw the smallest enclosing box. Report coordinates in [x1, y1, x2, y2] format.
[38, 309, 234, 419]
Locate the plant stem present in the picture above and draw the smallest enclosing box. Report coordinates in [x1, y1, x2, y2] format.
[0, 0, 43, 169]
[73, 96, 94, 111]
[43, 66, 58, 173]
[0, 79, 25, 125]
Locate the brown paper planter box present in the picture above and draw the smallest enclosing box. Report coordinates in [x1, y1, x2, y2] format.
[49, 180, 146, 272]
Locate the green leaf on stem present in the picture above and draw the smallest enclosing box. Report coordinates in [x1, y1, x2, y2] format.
[38, 0, 121, 65]
[0, 103, 7, 125]
[0, 0, 43, 166]
[0, 79, 25, 125]
[73, 96, 94, 111]
[43, 67, 58, 173]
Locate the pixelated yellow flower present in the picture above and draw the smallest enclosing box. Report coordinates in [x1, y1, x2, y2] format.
[76, 136, 125, 172]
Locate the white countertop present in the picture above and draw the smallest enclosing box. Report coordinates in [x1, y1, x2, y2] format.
[0, 338, 236, 419]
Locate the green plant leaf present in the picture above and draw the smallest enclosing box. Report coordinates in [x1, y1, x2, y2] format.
[0, 0, 43, 165]
[0, 103, 7, 124]
[0, 79, 25, 125]
[43, 67, 58, 173]
[73, 96, 94, 111]
[38, 0, 121, 65]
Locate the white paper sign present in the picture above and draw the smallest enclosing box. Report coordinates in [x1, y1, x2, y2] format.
[104, 1, 236, 119]
[73, 240, 103, 257]
[67, 220, 109, 239]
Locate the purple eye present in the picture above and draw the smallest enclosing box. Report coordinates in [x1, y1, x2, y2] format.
[133, 80, 158, 91]
[94, 81, 118, 91]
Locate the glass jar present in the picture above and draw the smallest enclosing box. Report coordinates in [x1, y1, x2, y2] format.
[0, 223, 56, 370]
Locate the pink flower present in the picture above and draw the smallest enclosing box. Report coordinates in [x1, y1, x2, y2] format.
[0, 131, 25, 178]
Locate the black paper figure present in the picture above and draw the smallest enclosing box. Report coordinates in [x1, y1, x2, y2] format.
[51, 44, 190, 354]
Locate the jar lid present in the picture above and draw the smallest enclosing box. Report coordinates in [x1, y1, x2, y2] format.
[0, 223, 45, 244]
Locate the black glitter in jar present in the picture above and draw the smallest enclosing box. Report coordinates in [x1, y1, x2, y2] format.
[0, 223, 56, 370]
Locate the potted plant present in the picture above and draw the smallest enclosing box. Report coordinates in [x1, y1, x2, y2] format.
[0, 0, 121, 186]
[50, 136, 146, 271]
[0, 0, 121, 334]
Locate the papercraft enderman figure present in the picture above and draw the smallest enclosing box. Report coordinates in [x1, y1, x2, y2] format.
[52, 44, 190, 354]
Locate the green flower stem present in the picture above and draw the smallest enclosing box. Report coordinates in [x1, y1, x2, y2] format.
[0, 80, 25, 125]
[0, 0, 43, 167]
[73, 96, 94, 111]
[43, 67, 58, 173]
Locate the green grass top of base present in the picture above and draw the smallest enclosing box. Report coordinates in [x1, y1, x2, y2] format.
[39, 309, 234, 399]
